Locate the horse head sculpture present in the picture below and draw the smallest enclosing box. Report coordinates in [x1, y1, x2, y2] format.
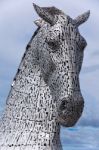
[33, 3, 90, 127]
[0, 4, 90, 150]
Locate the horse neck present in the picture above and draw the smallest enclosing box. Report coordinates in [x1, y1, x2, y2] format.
[0, 27, 62, 149]
[2, 36, 60, 126]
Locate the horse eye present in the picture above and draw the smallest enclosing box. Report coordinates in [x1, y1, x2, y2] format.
[47, 41, 57, 47]
[46, 40, 60, 51]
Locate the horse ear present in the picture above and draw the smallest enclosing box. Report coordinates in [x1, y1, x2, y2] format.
[33, 3, 61, 25]
[74, 10, 90, 26]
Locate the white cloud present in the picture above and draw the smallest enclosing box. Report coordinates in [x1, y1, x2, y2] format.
[61, 126, 99, 149]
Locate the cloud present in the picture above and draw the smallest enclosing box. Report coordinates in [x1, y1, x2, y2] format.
[76, 86, 99, 127]
[61, 126, 99, 150]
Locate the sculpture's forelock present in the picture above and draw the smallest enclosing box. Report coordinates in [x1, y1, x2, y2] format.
[34, 19, 46, 27]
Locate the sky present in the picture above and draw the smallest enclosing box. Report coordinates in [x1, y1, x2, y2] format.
[0, 0, 99, 127]
[61, 126, 99, 150]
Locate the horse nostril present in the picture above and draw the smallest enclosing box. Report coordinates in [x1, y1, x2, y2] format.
[59, 99, 68, 111]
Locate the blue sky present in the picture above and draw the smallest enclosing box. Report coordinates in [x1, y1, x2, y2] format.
[0, 0, 99, 127]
